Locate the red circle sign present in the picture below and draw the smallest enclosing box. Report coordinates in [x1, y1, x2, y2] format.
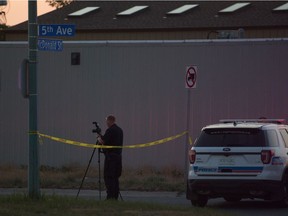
[186, 66, 197, 88]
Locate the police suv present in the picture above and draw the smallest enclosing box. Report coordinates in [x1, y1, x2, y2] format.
[186, 119, 288, 207]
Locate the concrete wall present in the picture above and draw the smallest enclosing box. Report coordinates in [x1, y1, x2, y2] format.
[1, 39, 288, 170]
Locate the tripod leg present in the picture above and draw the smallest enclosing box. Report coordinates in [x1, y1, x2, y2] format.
[119, 191, 124, 201]
[76, 148, 96, 198]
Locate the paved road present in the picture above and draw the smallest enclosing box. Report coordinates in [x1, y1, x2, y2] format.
[1, 189, 287, 216]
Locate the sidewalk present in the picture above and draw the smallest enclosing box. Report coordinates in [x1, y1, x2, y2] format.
[0, 188, 189, 206]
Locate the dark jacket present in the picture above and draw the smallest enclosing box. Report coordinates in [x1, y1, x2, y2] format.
[101, 124, 123, 154]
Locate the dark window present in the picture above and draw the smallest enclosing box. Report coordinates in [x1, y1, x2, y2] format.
[280, 129, 288, 148]
[71, 52, 80, 65]
[195, 128, 266, 147]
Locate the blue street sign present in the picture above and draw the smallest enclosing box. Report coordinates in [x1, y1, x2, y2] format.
[38, 24, 75, 37]
[38, 38, 63, 52]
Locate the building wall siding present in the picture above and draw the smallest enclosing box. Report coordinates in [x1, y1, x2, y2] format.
[0, 39, 288, 170]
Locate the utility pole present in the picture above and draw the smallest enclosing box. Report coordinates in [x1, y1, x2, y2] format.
[28, 0, 39, 198]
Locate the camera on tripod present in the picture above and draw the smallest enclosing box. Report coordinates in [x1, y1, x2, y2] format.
[92, 122, 102, 135]
[77, 121, 103, 199]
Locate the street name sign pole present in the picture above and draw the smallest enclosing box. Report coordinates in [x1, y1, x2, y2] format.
[27, 5, 76, 198]
[28, 0, 40, 199]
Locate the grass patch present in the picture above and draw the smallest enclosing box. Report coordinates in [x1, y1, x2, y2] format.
[0, 194, 229, 216]
[121, 166, 185, 191]
[0, 165, 185, 192]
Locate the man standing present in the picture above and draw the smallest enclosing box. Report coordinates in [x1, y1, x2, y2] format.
[98, 115, 123, 200]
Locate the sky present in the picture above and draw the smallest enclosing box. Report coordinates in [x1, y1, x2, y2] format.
[2, 0, 55, 26]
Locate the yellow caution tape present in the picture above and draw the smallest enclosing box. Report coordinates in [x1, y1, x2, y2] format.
[28, 131, 192, 149]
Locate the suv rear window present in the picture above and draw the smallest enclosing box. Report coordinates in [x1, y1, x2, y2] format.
[195, 128, 266, 147]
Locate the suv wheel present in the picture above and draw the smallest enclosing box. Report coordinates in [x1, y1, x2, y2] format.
[190, 195, 208, 207]
[278, 173, 288, 208]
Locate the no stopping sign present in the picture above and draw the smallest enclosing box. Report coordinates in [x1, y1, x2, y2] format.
[185, 66, 197, 88]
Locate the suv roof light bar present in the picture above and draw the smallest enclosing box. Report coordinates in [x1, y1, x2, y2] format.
[220, 119, 286, 124]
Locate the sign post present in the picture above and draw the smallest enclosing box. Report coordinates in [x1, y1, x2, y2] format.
[26, 19, 76, 198]
[28, 0, 39, 199]
[185, 66, 197, 179]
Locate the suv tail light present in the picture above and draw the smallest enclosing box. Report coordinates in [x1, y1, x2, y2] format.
[189, 150, 196, 164]
[261, 150, 274, 164]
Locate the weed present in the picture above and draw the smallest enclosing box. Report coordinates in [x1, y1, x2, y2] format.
[0, 165, 185, 192]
